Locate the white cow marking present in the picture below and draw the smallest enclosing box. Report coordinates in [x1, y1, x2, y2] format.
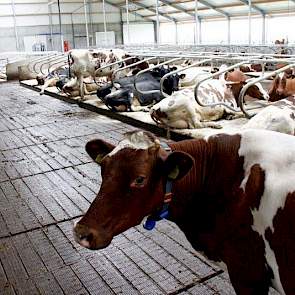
[108, 131, 159, 157]
[239, 129, 295, 294]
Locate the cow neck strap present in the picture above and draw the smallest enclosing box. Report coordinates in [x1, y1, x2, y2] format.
[143, 142, 173, 231]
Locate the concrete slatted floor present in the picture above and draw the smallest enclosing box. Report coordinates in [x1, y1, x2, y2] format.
[0, 82, 236, 295]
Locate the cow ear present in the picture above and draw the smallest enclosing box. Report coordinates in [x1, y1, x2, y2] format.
[85, 139, 115, 164]
[164, 151, 194, 180]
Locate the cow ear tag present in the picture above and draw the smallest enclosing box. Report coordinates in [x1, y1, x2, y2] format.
[168, 165, 179, 180]
[95, 154, 105, 164]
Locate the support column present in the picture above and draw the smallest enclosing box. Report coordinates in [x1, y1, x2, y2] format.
[102, 0, 107, 46]
[11, 0, 19, 51]
[199, 19, 202, 44]
[248, 0, 252, 45]
[155, 0, 160, 45]
[262, 14, 266, 45]
[194, 0, 199, 45]
[175, 21, 178, 45]
[227, 16, 231, 44]
[83, 0, 89, 47]
[48, 2, 54, 50]
[125, 0, 130, 44]
[71, 13, 76, 48]
[57, 0, 63, 52]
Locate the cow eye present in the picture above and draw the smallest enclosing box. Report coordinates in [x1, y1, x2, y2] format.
[131, 176, 146, 187]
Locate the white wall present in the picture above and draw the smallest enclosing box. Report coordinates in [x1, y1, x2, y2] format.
[123, 23, 154, 44]
[158, 15, 295, 45]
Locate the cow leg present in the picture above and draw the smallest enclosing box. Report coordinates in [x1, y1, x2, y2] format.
[197, 122, 222, 129]
[78, 76, 84, 100]
[224, 110, 245, 120]
[39, 78, 56, 95]
[130, 105, 150, 112]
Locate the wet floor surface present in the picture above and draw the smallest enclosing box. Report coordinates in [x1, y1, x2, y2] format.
[0, 82, 238, 294]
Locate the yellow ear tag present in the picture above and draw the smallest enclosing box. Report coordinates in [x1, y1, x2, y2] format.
[168, 165, 179, 180]
[95, 154, 104, 164]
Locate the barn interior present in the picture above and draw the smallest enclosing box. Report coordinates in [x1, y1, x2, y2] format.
[1, 1, 295, 294]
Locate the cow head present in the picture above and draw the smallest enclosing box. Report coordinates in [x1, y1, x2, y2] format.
[36, 74, 45, 85]
[225, 79, 269, 102]
[73, 131, 193, 250]
[269, 73, 289, 102]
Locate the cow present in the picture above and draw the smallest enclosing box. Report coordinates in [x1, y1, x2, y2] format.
[68, 49, 127, 100]
[74, 129, 295, 294]
[150, 70, 269, 129]
[97, 66, 183, 112]
[243, 96, 295, 135]
[269, 72, 295, 102]
[36, 66, 69, 95]
[57, 77, 101, 98]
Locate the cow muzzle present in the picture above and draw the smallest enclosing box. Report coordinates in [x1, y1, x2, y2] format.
[150, 108, 167, 125]
[73, 223, 111, 250]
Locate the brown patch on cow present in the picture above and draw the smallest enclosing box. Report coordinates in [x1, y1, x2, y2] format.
[265, 192, 295, 293]
[290, 112, 295, 120]
[169, 134, 271, 293]
[244, 164, 265, 210]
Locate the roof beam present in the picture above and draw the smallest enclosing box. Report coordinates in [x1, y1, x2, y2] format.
[237, 0, 266, 15]
[198, 0, 230, 17]
[158, 0, 196, 18]
[117, 0, 176, 22]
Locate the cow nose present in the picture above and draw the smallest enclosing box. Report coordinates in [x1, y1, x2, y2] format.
[73, 223, 95, 249]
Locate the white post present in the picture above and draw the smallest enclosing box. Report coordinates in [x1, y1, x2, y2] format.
[156, 0, 160, 45]
[194, 0, 198, 45]
[102, 0, 107, 46]
[11, 0, 19, 51]
[48, 2, 54, 50]
[125, 0, 130, 44]
[175, 21, 178, 45]
[57, 0, 64, 52]
[262, 14, 266, 45]
[227, 16, 231, 44]
[84, 0, 89, 47]
[248, 0, 252, 45]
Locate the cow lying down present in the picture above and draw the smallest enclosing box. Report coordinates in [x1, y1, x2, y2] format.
[57, 77, 102, 98]
[150, 72, 269, 129]
[243, 96, 295, 135]
[74, 129, 295, 294]
[97, 66, 183, 112]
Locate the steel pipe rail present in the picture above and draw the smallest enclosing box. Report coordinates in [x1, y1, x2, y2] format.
[27, 53, 58, 74]
[134, 57, 182, 95]
[47, 61, 69, 77]
[40, 55, 67, 75]
[112, 57, 155, 79]
[159, 58, 213, 97]
[238, 63, 295, 118]
[32, 54, 64, 74]
[93, 56, 135, 75]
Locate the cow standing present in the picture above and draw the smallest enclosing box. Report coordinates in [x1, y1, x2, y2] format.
[74, 129, 295, 294]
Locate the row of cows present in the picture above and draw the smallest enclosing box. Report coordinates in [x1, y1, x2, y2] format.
[32, 49, 295, 294]
[36, 48, 295, 136]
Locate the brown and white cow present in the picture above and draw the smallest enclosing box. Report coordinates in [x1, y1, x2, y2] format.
[68, 49, 126, 100]
[74, 129, 295, 294]
[269, 72, 295, 102]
